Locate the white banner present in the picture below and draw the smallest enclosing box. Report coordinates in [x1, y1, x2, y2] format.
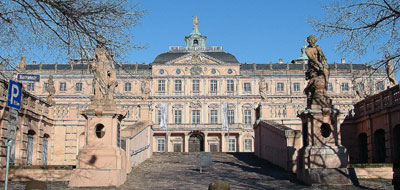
[160, 103, 168, 130]
[222, 103, 229, 130]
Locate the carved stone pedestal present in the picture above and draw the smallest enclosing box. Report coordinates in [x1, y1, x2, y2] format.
[69, 109, 127, 187]
[297, 108, 352, 186]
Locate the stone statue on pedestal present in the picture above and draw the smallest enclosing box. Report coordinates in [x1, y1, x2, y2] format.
[304, 35, 330, 108]
[17, 56, 26, 71]
[296, 35, 352, 186]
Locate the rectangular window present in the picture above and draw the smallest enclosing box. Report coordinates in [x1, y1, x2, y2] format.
[227, 80, 234, 92]
[59, 82, 66, 92]
[244, 82, 251, 92]
[341, 82, 349, 92]
[327, 82, 333, 92]
[376, 81, 384, 91]
[293, 83, 300, 92]
[158, 80, 165, 92]
[277, 82, 284, 92]
[210, 110, 218, 124]
[228, 139, 236, 152]
[193, 80, 200, 92]
[175, 80, 182, 92]
[244, 110, 251, 124]
[210, 80, 218, 92]
[124, 82, 131, 92]
[228, 110, 235, 124]
[175, 110, 182, 124]
[192, 110, 200, 124]
[245, 139, 252, 152]
[27, 83, 34, 91]
[75, 82, 82, 92]
[43, 83, 48, 92]
[157, 110, 162, 124]
[157, 139, 165, 152]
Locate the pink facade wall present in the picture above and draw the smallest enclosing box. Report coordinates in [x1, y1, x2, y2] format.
[254, 121, 302, 173]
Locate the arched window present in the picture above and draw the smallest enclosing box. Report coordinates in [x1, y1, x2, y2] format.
[373, 129, 386, 163]
[358, 133, 368, 163]
[193, 39, 198, 46]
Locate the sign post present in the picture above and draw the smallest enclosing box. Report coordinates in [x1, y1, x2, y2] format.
[5, 80, 21, 190]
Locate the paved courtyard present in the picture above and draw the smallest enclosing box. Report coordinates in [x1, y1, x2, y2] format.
[0, 152, 394, 189]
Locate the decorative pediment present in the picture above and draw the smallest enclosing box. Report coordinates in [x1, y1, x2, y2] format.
[173, 104, 183, 109]
[166, 52, 225, 65]
[242, 103, 253, 109]
[190, 101, 202, 108]
[208, 103, 219, 109]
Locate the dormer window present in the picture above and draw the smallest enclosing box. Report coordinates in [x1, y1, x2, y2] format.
[193, 39, 198, 46]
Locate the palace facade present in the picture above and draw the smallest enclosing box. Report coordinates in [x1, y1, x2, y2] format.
[4, 22, 390, 166]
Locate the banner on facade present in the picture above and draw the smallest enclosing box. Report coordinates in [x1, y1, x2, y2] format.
[160, 103, 168, 130]
[222, 103, 228, 131]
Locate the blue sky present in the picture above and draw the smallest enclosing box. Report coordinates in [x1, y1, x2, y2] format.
[24, 0, 400, 80]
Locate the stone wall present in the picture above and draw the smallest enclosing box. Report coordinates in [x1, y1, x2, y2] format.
[122, 121, 153, 170]
[0, 166, 72, 181]
[254, 120, 302, 172]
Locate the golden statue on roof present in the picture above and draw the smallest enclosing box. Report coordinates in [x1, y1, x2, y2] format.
[193, 15, 198, 27]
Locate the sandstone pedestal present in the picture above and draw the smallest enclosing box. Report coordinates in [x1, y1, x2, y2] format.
[297, 108, 352, 185]
[69, 108, 127, 187]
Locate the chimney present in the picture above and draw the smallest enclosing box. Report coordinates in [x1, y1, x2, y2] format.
[32, 61, 37, 65]
[253, 63, 257, 72]
[286, 62, 289, 70]
[135, 62, 139, 73]
[39, 62, 43, 71]
[54, 62, 58, 73]
[269, 62, 273, 70]
[70, 62, 74, 71]
[279, 58, 283, 64]
[334, 62, 338, 70]
[341, 58, 346, 64]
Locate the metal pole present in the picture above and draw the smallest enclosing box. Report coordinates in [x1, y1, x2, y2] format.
[5, 139, 12, 190]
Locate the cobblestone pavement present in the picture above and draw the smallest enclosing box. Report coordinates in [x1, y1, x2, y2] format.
[0, 152, 394, 189]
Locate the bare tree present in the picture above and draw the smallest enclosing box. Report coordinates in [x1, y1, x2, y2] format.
[310, 0, 400, 72]
[0, 0, 146, 66]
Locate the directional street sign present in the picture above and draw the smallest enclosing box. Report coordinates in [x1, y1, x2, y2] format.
[17, 74, 40, 82]
[7, 80, 22, 110]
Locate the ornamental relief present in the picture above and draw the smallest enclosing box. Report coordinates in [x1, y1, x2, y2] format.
[208, 103, 219, 109]
[190, 101, 202, 108]
[242, 103, 253, 109]
[173, 104, 183, 109]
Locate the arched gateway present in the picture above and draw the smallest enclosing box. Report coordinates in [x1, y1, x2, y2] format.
[189, 133, 204, 152]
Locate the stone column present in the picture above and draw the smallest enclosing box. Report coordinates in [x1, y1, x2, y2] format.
[238, 133, 243, 152]
[184, 133, 189, 152]
[297, 108, 352, 185]
[221, 133, 226, 152]
[69, 109, 127, 187]
[204, 132, 209, 152]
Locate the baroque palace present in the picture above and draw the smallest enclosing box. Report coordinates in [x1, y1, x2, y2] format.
[0, 19, 391, 166]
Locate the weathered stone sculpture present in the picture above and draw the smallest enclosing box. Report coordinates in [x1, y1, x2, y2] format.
[89, 35, 118, 110]
[46, 75, 55, 105]
[17, 56, 26, 71]
[297, 35, 352, 186]
[304, 35, 330, 109]
[259, 77, 267, 100]
[141, 77, 151, 100]
[385, 54, 397, 86]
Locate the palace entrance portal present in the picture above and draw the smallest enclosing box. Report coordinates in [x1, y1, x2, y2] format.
[189, 134, 204, 152]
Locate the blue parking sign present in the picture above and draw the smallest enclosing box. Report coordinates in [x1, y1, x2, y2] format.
[7, 80, 22, 110]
